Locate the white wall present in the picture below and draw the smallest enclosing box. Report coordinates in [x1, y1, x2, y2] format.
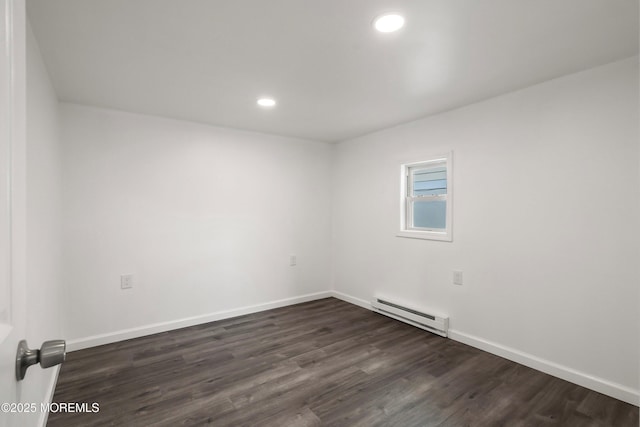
[332, 58, 639, 401]
[60, 104, 333, 342]
[52, 55, 638, 405]
[24, 22, 63, 425]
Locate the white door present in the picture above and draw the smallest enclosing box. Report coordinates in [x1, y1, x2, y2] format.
[0, 0, 29, 426]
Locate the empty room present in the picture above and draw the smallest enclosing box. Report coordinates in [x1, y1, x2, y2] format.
[1, 0, 639, 426]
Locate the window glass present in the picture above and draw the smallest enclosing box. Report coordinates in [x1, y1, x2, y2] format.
[412, 199, 446, 229]
[399, 154, 452, 241]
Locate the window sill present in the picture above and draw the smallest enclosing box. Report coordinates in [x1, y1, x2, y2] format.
[397, 230, 452, 242]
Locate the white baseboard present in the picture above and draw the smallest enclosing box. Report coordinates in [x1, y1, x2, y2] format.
[64, 288, 640, 407]
[330, 290, 371, 310]
[331, 289, 640, 407]
[38, 365, 60, 427]
[448, 329, 640, 407]
[67, 291, 332, 352]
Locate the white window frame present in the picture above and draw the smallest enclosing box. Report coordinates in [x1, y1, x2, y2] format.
[398, 153, 452, 241]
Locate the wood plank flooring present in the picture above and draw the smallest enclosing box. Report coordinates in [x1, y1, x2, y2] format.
[48, 298, 639, 426]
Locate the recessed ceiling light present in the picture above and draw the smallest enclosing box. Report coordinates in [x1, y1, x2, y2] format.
[373, 14, 405, 33]
[257, 97, 276, 108]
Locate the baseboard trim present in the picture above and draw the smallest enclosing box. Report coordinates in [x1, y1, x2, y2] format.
[67, 291, 332, 352]
[330, 290, 371, 310]
[448, 329, 640, 407]
[65, 288, 640, 407]
[331, 289, 640, 407]
[38, 365, 60, 427]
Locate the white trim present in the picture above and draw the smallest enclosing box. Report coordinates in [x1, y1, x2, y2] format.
[329, 290, 371, 310]
[330, 289, 640, 407]
[398, 152, 453, 242]
[396, 229, 451, 241]
[64, 288, 640, 407]
[0, 0, 16, 347]
[38, 365, 60, 427]
[448, 329, 640, 407]
[67, 291, 332, 352]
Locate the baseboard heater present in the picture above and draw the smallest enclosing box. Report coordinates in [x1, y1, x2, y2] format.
[371, 297, 449, 338]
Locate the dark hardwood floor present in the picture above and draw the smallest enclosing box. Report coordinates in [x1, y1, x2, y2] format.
[48, 298, 639, 426]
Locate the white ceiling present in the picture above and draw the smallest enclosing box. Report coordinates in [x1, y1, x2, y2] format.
[27, 0, 639, 142]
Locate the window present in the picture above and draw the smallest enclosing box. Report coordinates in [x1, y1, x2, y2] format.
[398, 153, 452, 241]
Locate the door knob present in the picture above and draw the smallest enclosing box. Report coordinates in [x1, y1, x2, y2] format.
[16, 339, 66, 381]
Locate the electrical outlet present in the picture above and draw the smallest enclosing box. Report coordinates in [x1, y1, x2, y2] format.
[290, 255, 297, 266]
[121, 274, 133, 289]
[453, 270, 463, 286]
